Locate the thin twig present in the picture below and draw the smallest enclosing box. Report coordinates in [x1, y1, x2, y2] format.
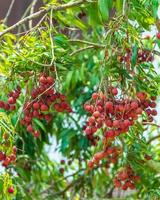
[147, 135, 160, 144]
[143, 122, 160, 128]
[122, 0, 126, 16]
[41, 168, 85, 195]
[69, 39, 106, 48]
[29, 0, 38, 29]
[3, 0, 15, 24]
[0, 0, 89, 37]
[70, 45, 95, 56]
[53, 176, 84, 196]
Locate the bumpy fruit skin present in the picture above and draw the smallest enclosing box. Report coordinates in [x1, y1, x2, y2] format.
[20, 74, 71, 138]
[8, 187, 14, 194]
[92, 93, 99, 100]
[27, 125, 34, 133]
[112, 87, 118, 96]
[33, 102, 40, 110]
[84, 89, 157, 177]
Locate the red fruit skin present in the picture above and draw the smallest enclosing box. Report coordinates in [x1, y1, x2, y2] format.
[105, 101, 113, 110]
[114, 180, 121, 188]
[10, 105, 16, 111]
[40, 104, 49, 112]
[88, 116, 95, 124]
[27, 125, 34, 133]
[93, 111, 100, 118]
[0, 101, 5, 108]
[12, 92, 19, 99]
[0, 152, 5, 161]
[88, 160, 94, 169]
[156, 32, 160, 39]
[92, 92, 99, 100]
[105, 130, 115, 138]
[85, 127, 92, 135]
[12, 146, 17, 154]
[33, 110, 40, 117]
[47, 76, 54, 85]
[131, 101, 138, 109]
[4, 103, 10, 110]
[93, 152, 105, 161]
[151, 109, 157, 116]
[60, 160, 65, 165]
[33, 102, 40, 110]
[24, 116, 32, 123]
[151, 96, 156, 101]
[137, 92, 146, 101]
[10, 154, 16, 162]
[39, 76, 47, 84]
[122, 184, 128, 190]
[45, 114, 52, 122]
[136, 107, 142, 114]
[146, 109, 151, 115]
[34, 130, 40, 138]
[149, 101, 156, 108]
[118, 171, 128, 181]
[60, 94, 66, 101]
[105, 119, 112, 127]
[8, 187, 14, 194]
[113, 120, 120, 127]
[2, 157, 10, 167]
[112, 88, 118, 96]
[8, 97, 16, 104]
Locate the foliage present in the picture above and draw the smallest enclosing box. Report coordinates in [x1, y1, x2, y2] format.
[0, 0, 159, 199]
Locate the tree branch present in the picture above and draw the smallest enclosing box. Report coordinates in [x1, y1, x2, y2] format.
[70, 45, 95, 56]
[3, 0, 15, 24]
[0, 0, 89, 38]
[29, 0, 38, 29]
[147, 134, 160, 144]
[143, 122, 160, 128]
[69, 39, 106, 48]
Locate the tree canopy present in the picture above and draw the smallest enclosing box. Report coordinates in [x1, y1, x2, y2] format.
[0, 0, 160, 199]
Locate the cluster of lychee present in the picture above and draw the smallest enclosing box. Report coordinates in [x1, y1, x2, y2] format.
[0, 133, 17, 168]
[0, 86, 21, 111]
[84, 88, 157, 141]
[113, 166, 140, 190]
[87, 146, 122, 169]
[20, 74, 72, 138]
[118, 48, 153, 66]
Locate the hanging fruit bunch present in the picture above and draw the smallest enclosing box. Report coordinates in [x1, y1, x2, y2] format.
[113, 166, 140, 190]
[118, 48, 153, 66]
[84, 87, 157, 142]
[83, 83, 157, 188]
[0, 132, 17, 168]
[20, 72, 72, 138]
[0, 86, 21, 111]
[88, 145, 122, 169]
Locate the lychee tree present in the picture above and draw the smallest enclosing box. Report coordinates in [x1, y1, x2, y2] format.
[0, 0, 160, 199]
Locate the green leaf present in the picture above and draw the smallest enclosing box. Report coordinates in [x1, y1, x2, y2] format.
[152, 0, 159, 19]
[87, 4, 102, 26]
[115, 0, 123, 13]
[98, 0, 110, 21]
[54, 35, 69, 48]
[33, 118, 46, 133]
[131, 44, 138, 68]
